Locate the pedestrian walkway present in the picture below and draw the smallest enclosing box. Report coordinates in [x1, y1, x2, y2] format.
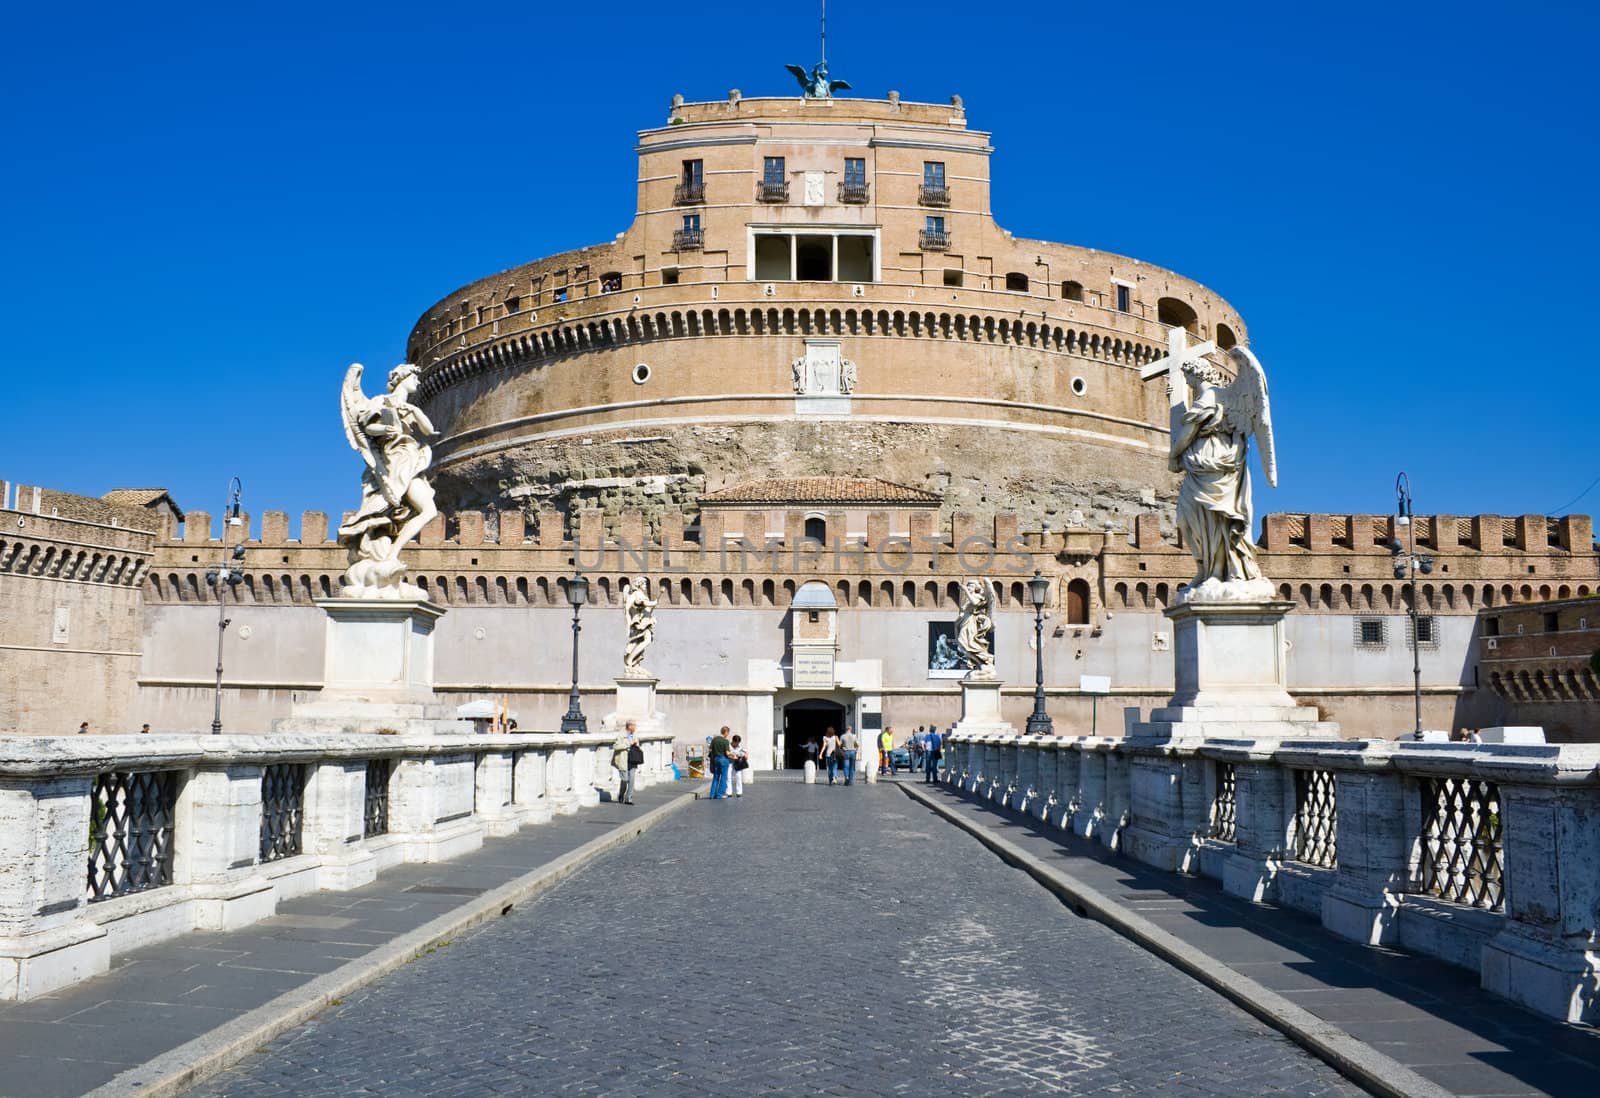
[908, 781, 1600, 1098]
[189, 777, 1361, 1097]
[0, 782, 690, 1098]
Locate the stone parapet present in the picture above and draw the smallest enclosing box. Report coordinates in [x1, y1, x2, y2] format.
[0, 729, 674, 1001]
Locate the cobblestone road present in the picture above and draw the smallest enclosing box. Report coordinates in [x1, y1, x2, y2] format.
[194, 779, 1364, 1096]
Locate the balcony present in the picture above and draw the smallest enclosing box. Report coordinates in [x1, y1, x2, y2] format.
[672, 227, 704, 251]
[673, 181, 705, 205]
[757, 179, 790, 203]
[919, 184, 951, 207]
[919, 229, 950, 251]
[838, 181, 870, 204]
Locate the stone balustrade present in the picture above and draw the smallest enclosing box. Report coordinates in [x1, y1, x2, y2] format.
[940, 730, 1600, 1026]
[0, 729, 675, 1001]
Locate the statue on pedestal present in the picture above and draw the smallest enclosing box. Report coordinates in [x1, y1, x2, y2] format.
[954, 578, 998, 678]
[1168, 346, 1278, 602]
[336, 363, 438, 599]
[621, 576, 658, 676]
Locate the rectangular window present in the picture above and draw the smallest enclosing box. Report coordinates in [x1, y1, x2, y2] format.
[844, 158, 865, 187]
[1544, 611, 1560, 632]
[944, 269, 963, 287]
[552, 288, 568, 303]
[682, 213, 701, 233]
[1116, 284, 1131, 312]
[926, 215, 945, 234]
[662, 267, 680, 285]
[683, 159, 703, 186]
[764, 157, 785, 184]
[1356, 618, 1385, 646]
[1415, 615, 1435, 644]
[923, 161, 945, 187]
[1484, 616, 1500, 637]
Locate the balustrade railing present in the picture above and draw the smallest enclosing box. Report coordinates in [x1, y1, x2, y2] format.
[919, 184, 950, 206]
[1417, 776, 1503, 911]
[88, 770, 178, 901]
[672, 227, 703, 251]
[363, 758, 392, 838]
[756, 179, 789, 203]
[838, 180, 869, 204]
[1292, 768, 1338, 869]
[673, 181, 704, 204]
[1208, 762, 1237, 842]
[918, 229, 950, 251]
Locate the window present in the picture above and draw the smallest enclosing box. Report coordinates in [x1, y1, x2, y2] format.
[920, 216, 948, 250]
[843, 158, 866, 187]
[1484, 616, 1499, 637]
[944, 269, 963, 287]
[1061, 280, 1084, 302]
[764, 157, 785, 184]
[1116, 284, 1131, 312]
[1217, 323, 1238, 350]
[759, 157, 788, 202]
[1005, 272, 1029, 292]
[599, 272, 622, 293]
[1356, 618, 1385, 646]
[1066, 578, 1090, 625]
[676, 159, 704, 204]
[504, 295, 520, 313]
[683, 159, 703, 186]
[803, 516, 827, 542]
[752, 231, 876, 282]
[923, 162, 945, 188]
[553, 288, 568, 303]
[682, 213, 701, 233]
[1158, 297, 1199, 334]
[662, 267, 680, 285]
[1412, 615, 1436, 645]
[1544, 611, 1560, 632]
[926, 216, 945, 233]
[673, 214, 703, 251]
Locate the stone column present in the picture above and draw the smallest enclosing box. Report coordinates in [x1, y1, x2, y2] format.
[1479, 752, 1600, 1024]
[175, 764, 276, 931]
[473, 751, 519, 838]
[0, 774, 110, 1000]
[545, 744, 579, 815]
[303, 759, 378, 890]
[1213, 743, 1292, 903]
[569, 740, 603, 808]
[1123, 741, 1208, 873]
[389, 753, 485, 863]
[511, 745, 554, 825]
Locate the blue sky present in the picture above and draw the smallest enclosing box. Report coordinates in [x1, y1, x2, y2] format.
[3, 1, 1594, 530]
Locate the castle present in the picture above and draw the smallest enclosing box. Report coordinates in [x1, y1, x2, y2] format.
[2, 91, 1596, 750]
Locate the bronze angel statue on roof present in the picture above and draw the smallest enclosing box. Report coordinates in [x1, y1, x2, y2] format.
[336, 363, 439, 598]
[1167, 345, 1278, 601]
[786, 60, 851, 99]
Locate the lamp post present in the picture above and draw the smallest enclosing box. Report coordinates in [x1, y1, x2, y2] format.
[559, 570, 589, 733]
[204, 477, 246, 735]
[1025, 569, 1054, 735]
[1390, 473, 1433, 740]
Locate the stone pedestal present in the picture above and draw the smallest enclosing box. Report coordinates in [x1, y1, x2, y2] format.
[603, 676, 673, 787]
[280, 599, 469, 735]
[951, 677, 1014, 737]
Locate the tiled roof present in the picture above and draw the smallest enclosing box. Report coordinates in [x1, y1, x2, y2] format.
[102, 489, 184, 520]
[700, 477, 941, 505]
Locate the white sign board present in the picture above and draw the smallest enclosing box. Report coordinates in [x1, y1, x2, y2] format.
[792, 649, 836, 689]
[1080, 675, 1111, 695]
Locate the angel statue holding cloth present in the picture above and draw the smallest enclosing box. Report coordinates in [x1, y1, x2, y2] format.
[1165, 345, 1279, 602]
[336, 362, 439, 598]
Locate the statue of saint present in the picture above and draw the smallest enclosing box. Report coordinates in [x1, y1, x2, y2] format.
[839, 358, 857, 395]
[336, 363, 439, 598]
[621, 576, 659, 675]
[1167, 346, 1278, 601]
[954, 578, 998, 677]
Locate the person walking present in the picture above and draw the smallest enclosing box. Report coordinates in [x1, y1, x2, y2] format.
[729, 734, 749, 797]
[76, 721, 89, 735]
[708, 726, 732, 799]
[611, 722, 635, 805]
[923, 725, 943, 784]
[841, 725, 859, 786]
[878, 727, 894, 775]
[820, 726, 841, 785]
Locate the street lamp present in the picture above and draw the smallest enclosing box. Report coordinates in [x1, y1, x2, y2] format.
[1390, 473, 1433, 740]
[1025, 569, 1054, 735]
[559, 570, 589, 733]
[204, 477, 246, 735]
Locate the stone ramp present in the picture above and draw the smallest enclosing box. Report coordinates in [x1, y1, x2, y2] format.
[908, 782, 1600, 1098]
[0, 783, 693, 1098]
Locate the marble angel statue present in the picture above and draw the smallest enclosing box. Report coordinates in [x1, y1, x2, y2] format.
[954, 577, 998, 677]
[336, 363, 439, 598]
[1167, 346, 1278, 601]
[621, 576, 659, 675]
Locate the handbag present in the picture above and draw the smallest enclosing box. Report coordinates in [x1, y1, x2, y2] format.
[734, 755, 749, 771]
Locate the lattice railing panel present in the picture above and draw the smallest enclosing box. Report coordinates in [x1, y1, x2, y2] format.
[1418, 777, 1503, 911]
[1292, 769, 1338, 869]
[1209, 762, 1237, 842]
[364, 759, 392, 838]
[259, 763, 306, 863]
[88, 770, 178, 901]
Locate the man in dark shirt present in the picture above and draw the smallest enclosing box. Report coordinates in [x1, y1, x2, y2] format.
[923, 726, 943, 784]
[708, 726, 732, 799]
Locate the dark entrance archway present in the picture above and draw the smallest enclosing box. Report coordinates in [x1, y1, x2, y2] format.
[781, 698, 846, 769]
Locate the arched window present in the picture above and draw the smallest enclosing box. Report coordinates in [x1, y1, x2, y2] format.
[1061, 280, 1083, 302]
[1005, 272, 1029, 292]
[1066, 578, 1090, 625]
[1216, 323, 1238, 350]
[803, 515, 827, 543]
[1157, 297, 1198, 334]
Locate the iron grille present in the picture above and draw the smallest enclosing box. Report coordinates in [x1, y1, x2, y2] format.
[919, 184, 951, 206]
[364, 759, 392, 838]
[673, 181, 704, 204]
[672, 228, 703, 251]
[838, 181, 870, 204]
[1418, 777, 1504, 911]
[1209, 762, 1237, 842]
[259, 763, 307, 863]
[757, 179, 789, 203]
[918, 229, 950, 251]
[88, 770, 178, 902]
[1292, 769, 1338, 868]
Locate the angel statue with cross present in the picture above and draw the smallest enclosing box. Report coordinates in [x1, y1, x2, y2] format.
[335, 362, 440, 599]
[1144, 330, 1279, 602]
[954, 577, 999, 678]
